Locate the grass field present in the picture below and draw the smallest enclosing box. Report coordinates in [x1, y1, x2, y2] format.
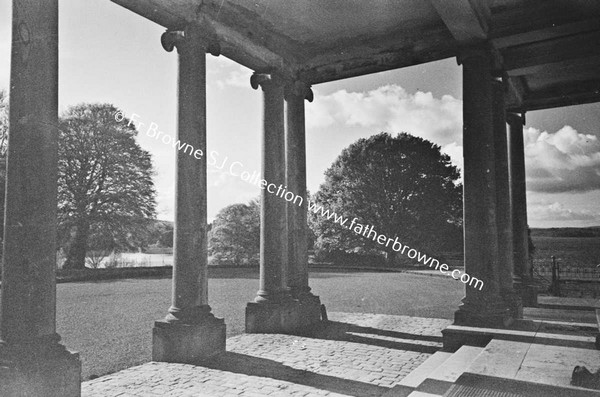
[531, 236, 600, 268]
[82, 236, 600, 270]
[57, 270, 465, 379]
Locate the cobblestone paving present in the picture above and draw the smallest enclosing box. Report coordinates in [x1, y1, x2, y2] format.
[82, 313, 451, 397]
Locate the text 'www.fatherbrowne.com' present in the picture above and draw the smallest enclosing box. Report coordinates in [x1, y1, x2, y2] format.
[305, 202, 483, 291]
[115, 110, 483, 291]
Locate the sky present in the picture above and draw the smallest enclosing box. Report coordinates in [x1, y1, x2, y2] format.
[1, 0, 599, 228]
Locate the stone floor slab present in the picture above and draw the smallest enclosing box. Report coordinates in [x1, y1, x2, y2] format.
[82, 313, 451, 397]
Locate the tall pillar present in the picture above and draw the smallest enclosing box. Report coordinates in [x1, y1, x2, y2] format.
[507, 112, 537, 307]
[285, 80, 322, 328]
[492, 78, 522, 319]
[246, 73, 300, 333]
[454, 45, 512, 328]
[0, 1, 81, 395]
[152, 25, 225, 363]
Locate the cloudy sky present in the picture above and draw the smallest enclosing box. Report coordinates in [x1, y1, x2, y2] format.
[1, 0, 599, 228]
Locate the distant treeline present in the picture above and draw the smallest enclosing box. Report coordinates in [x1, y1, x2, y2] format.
[531, 227, 600, 238]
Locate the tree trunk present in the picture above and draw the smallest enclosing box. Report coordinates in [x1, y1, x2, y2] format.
[63, 221, 89, 269]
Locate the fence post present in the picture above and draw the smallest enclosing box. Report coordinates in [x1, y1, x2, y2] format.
[550, 256, 561, 296]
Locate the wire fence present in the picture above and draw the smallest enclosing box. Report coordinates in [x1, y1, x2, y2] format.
[534, 258, 600, 298]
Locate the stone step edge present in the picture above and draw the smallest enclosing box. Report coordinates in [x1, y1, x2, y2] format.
[443, 324, 596, 351]
[455, 372, 600, 397]
[398, 351, 454, 388]
[416, 345, 484, 395]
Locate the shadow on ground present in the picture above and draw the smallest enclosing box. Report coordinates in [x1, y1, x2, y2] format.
[194, 320, 442, 396]
[309, 320, 442, 354]
[202, 351, 387, 397]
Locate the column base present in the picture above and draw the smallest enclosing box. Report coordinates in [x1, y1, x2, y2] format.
[246, 300, 306, 333]
[515, 283, 538, 307]
[0, 343, 81, 397]
[296, 293, 323, 329]
[152, 316, 226, 363]
[454, 297, 513, 328]
[502, 291, 524, 319]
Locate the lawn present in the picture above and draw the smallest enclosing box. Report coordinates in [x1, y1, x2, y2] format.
[56, 269, 464, 380]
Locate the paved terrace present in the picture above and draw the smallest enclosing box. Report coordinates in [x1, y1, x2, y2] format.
[82, 313, 451, 397]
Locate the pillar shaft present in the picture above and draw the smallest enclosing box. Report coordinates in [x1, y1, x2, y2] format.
[2, 0, 59, 345]
[507, 112, 537, 306]
[492, 79, 522, 319]
[246, 74, 301, 334]
[284, 82, 323, 328]
[255, 74, 290, 303]
[454, 46, 511, 327]
[285, 85, 309, 298]
[153, 26, 225, 363]
[0, 1, 80, 395]
[167, 26, 211, 323]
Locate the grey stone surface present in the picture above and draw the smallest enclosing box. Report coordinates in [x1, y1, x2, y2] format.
[0, 349, 81, 397]
[83, 312, 451, 396]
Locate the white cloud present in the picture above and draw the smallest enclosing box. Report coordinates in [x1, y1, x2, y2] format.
[209, 57, 253, 90]
[525, 126, 600, 193]
[307, 85, 600, 196]
[306, 85, 465, 176]
[308, 85, 463, 147]
[216, 69, 252, 89]
[303, 84, 600, 229]
[207, 158, 260, 221]
[528, 200, 600, 227]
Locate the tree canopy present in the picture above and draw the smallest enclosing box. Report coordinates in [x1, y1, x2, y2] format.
[0, 90, 7, 155]
[208, 199, 260, 266]
[58, 103, 157, 269]
[0, 90, 7, 232]
[309, 132, 463, 264]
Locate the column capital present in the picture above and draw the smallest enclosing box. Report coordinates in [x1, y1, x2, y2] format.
[456, 43, 492, 65]
[506, 112, 526, 126]
[161, 25, 220, 56]
[491, 75, 506, 96]
[284, 80, 314, 102]
[250, 72, 285, 92]
[161, 30, 185, 53]
[457, 42, 504, 73]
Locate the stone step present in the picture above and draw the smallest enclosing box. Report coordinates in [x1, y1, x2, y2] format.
[455, 338, 600, 396]
[398, 351, 454, 388]
[448, 373, 600, 397]
[416, 345, 484, 395]
[465, 339, 529, 379]
[406, 391, 443, 397]
[443, 323, 596, 352]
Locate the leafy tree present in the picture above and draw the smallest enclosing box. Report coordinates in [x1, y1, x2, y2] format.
[0, 90, 7, 153]
[58, 103, 157, 269]
[158, 227, 174, 248]
[310, 132, 462, 264]
[0, 90, 8, 233]
[208, 199, 260, 266]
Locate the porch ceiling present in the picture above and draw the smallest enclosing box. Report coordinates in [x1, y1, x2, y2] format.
[111, 0, 600, 112]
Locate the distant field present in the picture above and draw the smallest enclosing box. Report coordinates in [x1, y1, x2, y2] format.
[531, 236, 600, 268]
[83, 252, 174, 268]
[85, 235, 599, 270]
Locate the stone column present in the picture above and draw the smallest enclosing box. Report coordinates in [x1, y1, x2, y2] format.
[246, 73, 300, 333]
[285, 80, 322, 328]
[492, 78, 522, 319]
[453, 45, 512, 328]
[152, 25, 225, 363]
[0, 1, 81, 396]
[507, 112, 537, 307]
